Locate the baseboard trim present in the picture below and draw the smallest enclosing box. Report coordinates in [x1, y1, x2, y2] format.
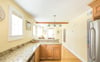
[63, 45, 87, 62]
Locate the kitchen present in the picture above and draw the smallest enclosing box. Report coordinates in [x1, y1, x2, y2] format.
[0, 0, 100, 62]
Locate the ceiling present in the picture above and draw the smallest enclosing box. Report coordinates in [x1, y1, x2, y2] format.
[14, 0, 92, 22]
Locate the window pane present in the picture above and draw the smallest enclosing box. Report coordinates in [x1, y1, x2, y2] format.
[11, 14, 23, 36]
[47, 29, 54, 38]
[33, 25, 36, 36]
[37, 26, 43, 38]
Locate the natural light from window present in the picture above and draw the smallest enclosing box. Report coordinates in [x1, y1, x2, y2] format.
[33, 25, 36, 37]
[37, 26, 43, 38]
[47, 28, 55, 39]
[11, 14, 23, 36]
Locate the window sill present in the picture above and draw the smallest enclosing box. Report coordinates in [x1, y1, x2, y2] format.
[8, 36, 23, 41]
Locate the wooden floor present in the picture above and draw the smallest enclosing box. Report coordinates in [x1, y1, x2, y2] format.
[40, 47, 81, 62]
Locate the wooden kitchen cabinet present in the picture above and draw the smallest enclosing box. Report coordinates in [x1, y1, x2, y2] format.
[34, 47, 40, 62]
[53, 45, 61, 59]
[28, 54, 35, 62]
[40, 44, 61, 60]
[40, 45, 47, 59]
[46, 45, 54, 59]
[89, 0, 100, 20]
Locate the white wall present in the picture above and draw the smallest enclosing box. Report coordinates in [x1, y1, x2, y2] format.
[62, 10, 92, 62]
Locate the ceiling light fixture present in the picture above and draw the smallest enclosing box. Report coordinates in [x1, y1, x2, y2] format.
[53, 15, 56, 27]
[48, 15, 62, 27]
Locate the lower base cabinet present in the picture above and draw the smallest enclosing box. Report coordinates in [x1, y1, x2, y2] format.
[28, 47, 40, 62]
[40, 44, 61, 60]
[28, 53, 35, 62]
[28, 44, 61, 62]
[35, 47, 40, 62]
[53, 45, 61, 59]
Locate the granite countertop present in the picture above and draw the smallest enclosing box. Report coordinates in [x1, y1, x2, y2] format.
[0, 43, 40, 62]
[0, 41, 61, 62]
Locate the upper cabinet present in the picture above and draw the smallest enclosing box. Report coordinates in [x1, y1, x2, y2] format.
[89, 0, 100, 20]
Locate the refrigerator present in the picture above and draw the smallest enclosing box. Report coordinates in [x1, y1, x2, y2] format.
[87, 19, 100, 62]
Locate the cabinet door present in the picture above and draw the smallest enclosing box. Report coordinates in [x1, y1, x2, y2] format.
[53, 45, 61, 59]
[89, 0, 100, 20]
[40, 44, 61, 60]
[93, 4, 100, 20]
[35, 47, 40, 62]
[29, 56, 35, 62]
[40, 45, 47, 59]
[46, 45, 54, 59]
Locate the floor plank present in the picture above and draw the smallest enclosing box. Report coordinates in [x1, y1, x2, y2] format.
[61, 47, 81, 62]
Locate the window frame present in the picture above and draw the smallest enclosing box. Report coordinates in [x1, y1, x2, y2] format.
[32, 25, 37, 38]
[36, 26, 44, 39]
[47, 28, 55, 39]
[8, 6, 24, 41]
